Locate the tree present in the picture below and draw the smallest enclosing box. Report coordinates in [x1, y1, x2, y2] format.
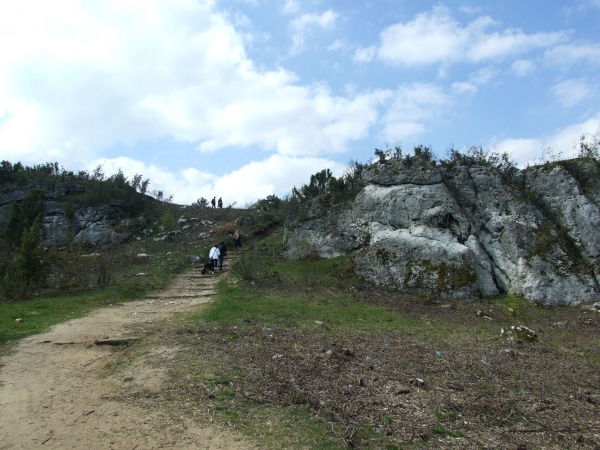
[14, 217, 45, 288]
[0, 217, 45, 301]
[3, 189, 45, 251]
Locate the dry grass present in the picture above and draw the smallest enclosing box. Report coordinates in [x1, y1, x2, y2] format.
[125, 281, 600, 449]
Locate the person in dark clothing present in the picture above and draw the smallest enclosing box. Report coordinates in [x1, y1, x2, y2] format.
[233, 230, 242, 253]
[218, 241, 227, 270]
[211, 197, 216, 208]
[218, 197, 223, 208]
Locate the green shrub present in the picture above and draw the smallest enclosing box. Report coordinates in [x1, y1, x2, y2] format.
[160, 210, 175, 231]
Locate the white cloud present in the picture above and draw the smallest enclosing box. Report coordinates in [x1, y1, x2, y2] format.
[289, 10, 339, 52]
[551, 79, 594, 108]
[381, 83, 450, 142]
[282, 0, 300, 15]
[0, 1, 379, 170]
[470, 66, 499, 85]
[327, 39, 346, 51]
[353, 45, 377, 63]
[197, 85, 390, 156]
[94, 154, 345, 205]
[451, 66, 498, 94]
[545, 43, 600, 67]
[511, 59, 535, 76]
[459, 5, 483, 15]
[492, 115, 600, 166]
[452, 82, 477, 94]
[372, 5, 567, 67]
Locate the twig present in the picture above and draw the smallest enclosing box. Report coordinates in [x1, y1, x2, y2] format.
[241, 392, 265, 404]
[42, 435, 53, 445]
[85, 410, 95, 416]
[94, 337, 140, 346]
[510, 428, 581, 434]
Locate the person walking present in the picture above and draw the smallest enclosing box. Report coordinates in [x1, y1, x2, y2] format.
[233, 230, 242, 253]
[218, 197, 223, 208]
[218, 241, 227, 270]
[211, 197, 216, 208]
[209, 243, 220, 274]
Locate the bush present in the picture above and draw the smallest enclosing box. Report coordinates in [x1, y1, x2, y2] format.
[160, 210, 175, 231]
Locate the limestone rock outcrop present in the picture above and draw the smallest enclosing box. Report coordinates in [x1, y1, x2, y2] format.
[284, 159, 600, 305]
[0, 184, 145, 247]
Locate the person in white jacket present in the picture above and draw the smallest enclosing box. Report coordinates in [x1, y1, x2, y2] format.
[209, 244, 220, 274]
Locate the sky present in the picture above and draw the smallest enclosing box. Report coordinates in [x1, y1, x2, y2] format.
[1, 0, 600, 205]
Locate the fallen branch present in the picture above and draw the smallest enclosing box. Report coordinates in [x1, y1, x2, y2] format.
[242, 391, 265, 404]
[94, 337, 141, 346]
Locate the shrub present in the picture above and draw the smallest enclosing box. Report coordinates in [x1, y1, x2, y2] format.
[160, 210, 175, 231]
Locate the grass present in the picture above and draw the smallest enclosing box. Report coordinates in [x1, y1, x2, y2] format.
[1, 289, 125, 347]
[200, 282, 410, 332]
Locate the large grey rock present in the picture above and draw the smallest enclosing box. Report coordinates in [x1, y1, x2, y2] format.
[525, 165, 600, 259]
[284, 160, 600, 305]
[0, 184, 140, 247]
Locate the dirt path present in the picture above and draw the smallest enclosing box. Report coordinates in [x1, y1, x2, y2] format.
[0, 259, 255, 449]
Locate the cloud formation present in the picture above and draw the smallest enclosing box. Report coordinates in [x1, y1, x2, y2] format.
[545, 43, 600, 67]
[551, 79, 594, 108]
[381, 83, 450, 142]
[289, 10, 339, 52]
[354, 5, 567, 66]
[493, 115, 600, 166]
[0, 1, 370, 167]
[97, 154, 345, 205]
[511, 59, 536, 76]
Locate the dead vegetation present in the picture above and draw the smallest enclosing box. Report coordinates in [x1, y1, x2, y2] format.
[125, 278, 600, 449]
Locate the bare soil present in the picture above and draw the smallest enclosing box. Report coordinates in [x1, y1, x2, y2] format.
[0, 260, 255, 449]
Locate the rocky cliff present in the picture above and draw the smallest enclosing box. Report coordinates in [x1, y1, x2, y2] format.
[283, 158, 600, 305]
[0, 183, 146, 247]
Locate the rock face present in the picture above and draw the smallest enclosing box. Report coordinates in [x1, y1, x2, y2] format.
[0, 184, 145, 247]
[284, 159, 600, 305]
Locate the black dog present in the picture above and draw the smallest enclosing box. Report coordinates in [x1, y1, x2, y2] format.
[201, 262, 214, 275]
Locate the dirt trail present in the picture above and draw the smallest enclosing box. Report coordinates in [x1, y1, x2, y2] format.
[0, 258, 255, 449]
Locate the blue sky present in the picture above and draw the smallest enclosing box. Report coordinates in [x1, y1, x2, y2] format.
[1, 0, 599, 205]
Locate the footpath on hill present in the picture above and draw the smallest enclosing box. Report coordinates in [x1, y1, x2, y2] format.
[0, 255, 255, 450]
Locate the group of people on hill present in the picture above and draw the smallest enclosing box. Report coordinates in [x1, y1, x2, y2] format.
[211, 197, 223, 208]
[201, 230, 242, 275]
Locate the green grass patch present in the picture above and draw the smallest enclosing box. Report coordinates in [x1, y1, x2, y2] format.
[0, 288, 124, 347]
[429, 424, 464, 438]
[200, 282, 409, 332]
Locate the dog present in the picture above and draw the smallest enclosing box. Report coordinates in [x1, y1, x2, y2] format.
[201, 262, 214, 275]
